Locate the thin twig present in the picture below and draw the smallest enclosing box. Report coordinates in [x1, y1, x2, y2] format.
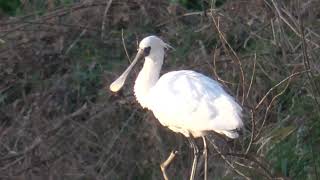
[269, 0, 319, 48]
[0, 20, 99, 32]
[121, 29, 131, 62]
[101, 0, 113, 39]
[255, 70, 309, 109]
[246, 53, 256, 99]
[271, 19, 276, 44]
[213, 46, 234, 85]
[226, 153, 274, 179]
[121, 30, 138, 74]
[0, 156, 24, 171]
[65, 28, 88, 55]
[206, 137, 251, 180]
[97, 109, 137, 174]
[300, 16, 320, 110]
[299, 8, 320, 180]
[245, 110, 255, 154]
[0, 137, 42, 163]
[46, 103, 88, 136]
[0, 2, 111, 38]
[210, 13, 245, 105]
[255, 72, 293, 140]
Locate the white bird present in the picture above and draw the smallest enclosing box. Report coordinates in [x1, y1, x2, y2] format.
[110, 36, 243, 180]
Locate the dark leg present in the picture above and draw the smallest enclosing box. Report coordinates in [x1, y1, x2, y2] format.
[188, 136, 199, 180]
[202, 136, 208, 180]
[160, 150, 178, 180]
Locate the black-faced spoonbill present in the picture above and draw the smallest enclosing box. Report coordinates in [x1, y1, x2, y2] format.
[110, 35, 243, 180]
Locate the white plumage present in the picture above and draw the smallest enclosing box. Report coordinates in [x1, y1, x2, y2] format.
[110, 35, 243, 180]
[147, 70, 243, 138]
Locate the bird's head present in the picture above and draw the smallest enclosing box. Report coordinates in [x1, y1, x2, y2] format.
[109, 35, 173, 92]
[138, 36, 173, 57]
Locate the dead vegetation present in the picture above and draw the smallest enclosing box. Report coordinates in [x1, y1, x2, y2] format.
[0, 0, 320, 179]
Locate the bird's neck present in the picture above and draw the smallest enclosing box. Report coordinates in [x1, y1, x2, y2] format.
[134, 53, 164, 108]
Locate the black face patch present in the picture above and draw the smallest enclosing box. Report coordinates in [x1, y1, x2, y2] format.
[143, 46, 151, 56]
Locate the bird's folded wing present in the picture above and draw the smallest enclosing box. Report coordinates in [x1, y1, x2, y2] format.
[147, 70, 243, 132]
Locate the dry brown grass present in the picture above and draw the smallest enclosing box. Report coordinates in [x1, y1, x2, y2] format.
[0, 0, 319, 179]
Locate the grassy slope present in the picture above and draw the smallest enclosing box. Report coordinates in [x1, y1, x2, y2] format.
[0, 0, 319, 179]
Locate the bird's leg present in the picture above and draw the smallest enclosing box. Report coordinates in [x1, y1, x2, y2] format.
[160, 150, 178, 180]
[188, 136, 199, 180]
[202, 136, 208, 180]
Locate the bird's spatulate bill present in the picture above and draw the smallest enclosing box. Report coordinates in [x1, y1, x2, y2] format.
[110, 50, 143, 92]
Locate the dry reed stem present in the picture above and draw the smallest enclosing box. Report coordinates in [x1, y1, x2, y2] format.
[269, 0, 319, 48]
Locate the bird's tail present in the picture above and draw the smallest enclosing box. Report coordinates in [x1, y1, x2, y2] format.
[221, 130, 239, 139]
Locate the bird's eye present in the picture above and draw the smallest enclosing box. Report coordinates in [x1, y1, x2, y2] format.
[143, 46, 151, 56]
